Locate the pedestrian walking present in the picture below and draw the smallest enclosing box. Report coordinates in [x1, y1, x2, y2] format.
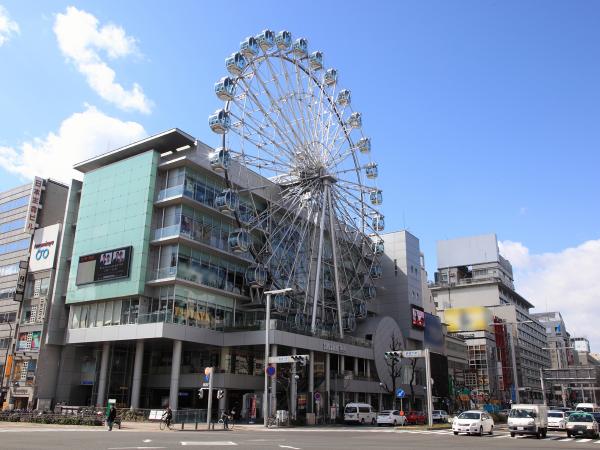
[106, 405, 117, 431]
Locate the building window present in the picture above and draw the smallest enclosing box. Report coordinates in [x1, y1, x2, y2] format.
[0, 196, 29, 213]
[0, 238, 30, 256]
[0, 218, 26, 234]
[0, 263, 19, 277]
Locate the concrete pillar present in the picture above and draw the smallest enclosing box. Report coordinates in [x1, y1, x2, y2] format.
[291, 348, 297, 419]
[309, 350, 315, 413]
[366, 360, 371, 380]
[353, 357, 359, 376]
[340, 355, 345, 409]
[169, 340, 182, 410]
[130, 340, 144, 409]
[96, 342, 111, 407]
[270, 344, 277, 415]
[325, 353, 331, 418]
[220, 347, 230, 372]
[325, 353, 331, 398]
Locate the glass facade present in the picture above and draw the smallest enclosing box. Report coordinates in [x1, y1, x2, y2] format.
[157, 167, 261, 223]
[0, 238, 30, 256]
[0, 196, 29, 213]
[0, 218, 25, 233]
[152, 244, 249, 297]
[153, 204, 253, 261]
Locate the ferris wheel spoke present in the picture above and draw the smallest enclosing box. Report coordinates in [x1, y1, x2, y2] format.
[275, 55, 315, 148]
[229, 102, 297, 158]
[242, 63, 305, 152]
[264, 55, 313, 148]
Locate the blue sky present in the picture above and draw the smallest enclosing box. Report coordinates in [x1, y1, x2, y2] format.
[1, 1, 599, 340]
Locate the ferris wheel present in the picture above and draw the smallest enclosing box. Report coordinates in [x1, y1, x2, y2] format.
[207, 30, 384, 338]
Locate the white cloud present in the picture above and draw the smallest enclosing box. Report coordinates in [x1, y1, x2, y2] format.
[499, 239, 600, 351]
[0, 105, 146, 181]
[0, 5, 19, 46]
[53, 6, 152, 114]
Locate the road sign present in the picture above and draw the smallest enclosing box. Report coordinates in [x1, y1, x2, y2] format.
[266, 365, 276, 377]
[402, 350, 423, 358]
[395, 388, 405, 398]
[268, 355, 310, 364]
[203, 374, 210, 382]
[314, 391, 321, 402]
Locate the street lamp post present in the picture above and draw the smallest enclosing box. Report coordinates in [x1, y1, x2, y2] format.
[263, 288, 292, 427]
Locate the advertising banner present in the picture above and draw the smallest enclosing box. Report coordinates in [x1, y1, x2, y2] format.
[24, 177, 43, 234]
[411, 305, 425, 329]
[28, 223, 60, 272]
[424, 312, 444, 353]
[76, 246, 132, 285]
[444, 306, 492, 332]
[17, 332, 29, 351]
[30, 331, 41, 351]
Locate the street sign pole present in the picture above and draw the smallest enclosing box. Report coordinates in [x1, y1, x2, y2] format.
[206, 367, 214, 429]
[264, 292, 271, 427]
[425, 349, 433, 428]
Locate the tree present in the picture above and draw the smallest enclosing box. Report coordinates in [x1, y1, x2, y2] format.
[381, 334, 404, 410]
[408, 357, 418, 409]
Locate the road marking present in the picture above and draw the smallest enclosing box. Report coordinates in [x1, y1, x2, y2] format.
[493, 435, 511, 438]
[279, 446, 301, 450]
[594, 440, 600, 443]
[180, 442, 238, 447]
[578, 439, 593, 443]
[559, 438, 574, 442]
[143, 440, 152, 443]
[108, 447, 166, 449]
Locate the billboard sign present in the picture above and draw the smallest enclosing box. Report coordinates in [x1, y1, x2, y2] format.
[76, 246, 132, 285]
[424, 312, 445, 354]
[411, 305, 425, 329]
[28, 224, 60, 272]
[24, 177, 44, 234]
[444, 306, 492, 333]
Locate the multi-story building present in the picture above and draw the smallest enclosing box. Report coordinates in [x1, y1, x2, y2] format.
[430, 234, 550, 404]
[0, 179, 68, 409]
[42, 129, 408, 418]
[532, 311, 572, 369]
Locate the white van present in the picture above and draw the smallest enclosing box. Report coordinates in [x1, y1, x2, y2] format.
[508, 404, 548, 439]
[344, 403, 377, 425]
[576, 403, 599, 413]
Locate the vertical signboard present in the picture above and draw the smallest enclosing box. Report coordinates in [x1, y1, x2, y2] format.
[24, 177, 43, 234]
[28, 224, 60, 272]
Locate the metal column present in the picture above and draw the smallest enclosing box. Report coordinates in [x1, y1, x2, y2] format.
[169, 340, 182, 410]
[130, 340, 144, 410]
[96, 342, 110, 407]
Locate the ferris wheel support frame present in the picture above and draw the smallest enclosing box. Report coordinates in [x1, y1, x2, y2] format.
[310, 180, 329, 335]
[327, 181, 345, 338]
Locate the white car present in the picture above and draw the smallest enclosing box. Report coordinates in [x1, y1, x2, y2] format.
[432, 410, 449, 423]
[452, 410, 494, 436]
[377, 410, 407, 427]
[548, 410, 567, 430]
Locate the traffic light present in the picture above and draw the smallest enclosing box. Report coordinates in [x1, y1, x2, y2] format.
[198, 389, 205, 399]
[291, 355, 308, 365]
[385, 351, 402, 362]
[217, 390, 224, 400]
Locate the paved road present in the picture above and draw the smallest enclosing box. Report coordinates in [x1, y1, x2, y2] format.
[1, 425, 599, 449]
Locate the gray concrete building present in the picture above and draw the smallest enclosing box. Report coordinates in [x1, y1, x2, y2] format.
[430, 233, 550, 404]
[0, 178, 68, 409]
[532, 311, 572, 369]
[27, 129, 412, 420]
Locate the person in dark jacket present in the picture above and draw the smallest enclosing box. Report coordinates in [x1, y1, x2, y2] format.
[106, 405, 117, 431]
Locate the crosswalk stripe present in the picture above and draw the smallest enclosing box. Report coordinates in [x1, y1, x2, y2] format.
[578, 439, 593, 443]
[559, 438, 574, 442]
[594, 440, 600, 443]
